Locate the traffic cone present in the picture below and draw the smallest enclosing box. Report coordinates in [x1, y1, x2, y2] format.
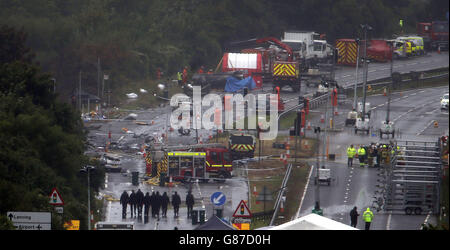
[307, 121, 312, 130]
[383, 88, 387, 96]
[320, 114, 325, 123]
[199, 136, 203, 144]
[434, 121, 438, 128]
[334, 107, 339, 115]
[300, 127, 304, 136]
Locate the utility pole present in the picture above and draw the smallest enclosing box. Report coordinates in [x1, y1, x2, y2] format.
[360, 24, 372, 122]
[314, 127, 321, 210]
[97, 57, 101, 98]
[353, 39, 360, 110]
[79, 71, 82, 111]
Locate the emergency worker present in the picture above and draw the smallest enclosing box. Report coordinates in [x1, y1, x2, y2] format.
[358, 145, 366, 167]
[347, 145, 357, 167]
[363, 207, 374, 230]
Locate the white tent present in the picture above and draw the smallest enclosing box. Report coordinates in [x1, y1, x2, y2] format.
[268, 214, 358, 230]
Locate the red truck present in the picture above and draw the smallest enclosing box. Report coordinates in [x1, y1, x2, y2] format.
[224, 37, 302, 92]
[336, 39, 392, 66]
[145, 143, 233, 183]
[417, 21, 449, 51]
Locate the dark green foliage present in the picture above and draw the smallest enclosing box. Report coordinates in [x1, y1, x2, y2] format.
[1, 0, 446, 104]
[0, 26, 100, 230]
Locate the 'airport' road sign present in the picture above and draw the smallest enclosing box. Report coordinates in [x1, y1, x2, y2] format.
[7, 211, 51, 230]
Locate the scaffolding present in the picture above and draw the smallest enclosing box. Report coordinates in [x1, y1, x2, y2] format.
[377, 140, 443, 215]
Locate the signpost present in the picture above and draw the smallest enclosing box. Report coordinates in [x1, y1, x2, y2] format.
[49, 187, 64, 206]
[7, 212, 51, 230]
[232, 200, 252, 230]
[210, 192, 226, 206]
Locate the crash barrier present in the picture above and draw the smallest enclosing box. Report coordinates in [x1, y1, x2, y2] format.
[340, 67, 449, 97]
[251, 210, 275, 222]
[378, 139, 443, 215]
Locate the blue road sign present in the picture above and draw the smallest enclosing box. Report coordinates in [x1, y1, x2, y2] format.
[210, 192, 226, 206]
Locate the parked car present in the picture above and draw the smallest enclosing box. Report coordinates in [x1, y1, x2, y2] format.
[441, 93, 449, 110]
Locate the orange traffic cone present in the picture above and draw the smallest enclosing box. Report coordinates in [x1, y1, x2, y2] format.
[307, 121, 312, 130]
[334, 107, 339, 115]
[383, 88, 387, 96]
[434, 121, 438, 128]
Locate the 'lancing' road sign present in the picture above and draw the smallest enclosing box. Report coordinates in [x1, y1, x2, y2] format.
[7, 211, 51, 230]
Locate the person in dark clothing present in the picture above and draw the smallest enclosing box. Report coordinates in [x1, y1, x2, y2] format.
[172, 191, 181, 218]
[161, 192, 170, 218]
[154, 191, 162, 220]
[120, 191, 129, 219]
[128, 190, 137, 218]
[186, 190, 195, 218]
[350, 206, 359, 228]
[136, 189, 144, 217]
[143, 192, 151, 222]
[150, 191, 156, 218]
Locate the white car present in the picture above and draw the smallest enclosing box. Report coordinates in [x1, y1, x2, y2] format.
[441, 93, 449, 110]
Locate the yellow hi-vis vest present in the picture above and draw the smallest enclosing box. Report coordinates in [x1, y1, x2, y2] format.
[358, 148, 366, 156]
[406, 42, 412, 55]
[363, 209, 374, 222]
[347, 147, 356, 158]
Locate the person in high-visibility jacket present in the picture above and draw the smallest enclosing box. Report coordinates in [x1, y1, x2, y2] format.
[363, 207, 374, 230]
[405, 41, 412, 57]
[347, 145, 357, 167]
[177, 71, 183, 86]
[358, 145, 366, 167]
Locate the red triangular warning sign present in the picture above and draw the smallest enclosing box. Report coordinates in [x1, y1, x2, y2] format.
[49, 188, 64, 205]
[232, 200, 252, 218]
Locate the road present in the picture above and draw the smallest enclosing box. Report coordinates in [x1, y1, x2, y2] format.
[87, 51, 448, 230]
[296, 85, 448, 230]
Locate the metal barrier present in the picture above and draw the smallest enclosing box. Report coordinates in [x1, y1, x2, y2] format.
[379, 139, 443, 215]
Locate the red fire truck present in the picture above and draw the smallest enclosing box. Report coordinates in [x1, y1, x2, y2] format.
[224, 37, 302, 92]
[417, 21, 449, 51]
[145, 143, 233, 183]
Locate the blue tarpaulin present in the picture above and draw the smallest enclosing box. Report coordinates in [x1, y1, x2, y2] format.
[224, 76, 256, 93]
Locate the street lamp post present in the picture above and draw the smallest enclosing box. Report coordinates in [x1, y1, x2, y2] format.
[360, 24, 372, 122]
[80, 165, 95, 230]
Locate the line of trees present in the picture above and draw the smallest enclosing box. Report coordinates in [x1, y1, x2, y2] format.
[0, 26, 104, 230]
[0, 0, 447, 105]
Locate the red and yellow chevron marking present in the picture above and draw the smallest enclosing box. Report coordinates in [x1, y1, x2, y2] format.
[336, 40, 358, 66]
[231, 144, 255, 151]
[273, 63, 296, 76]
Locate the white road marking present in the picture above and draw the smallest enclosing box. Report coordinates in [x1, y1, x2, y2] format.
[296, 164, 314, 219]
[416, 120, 436, 136]
[386, 211, 392, 230]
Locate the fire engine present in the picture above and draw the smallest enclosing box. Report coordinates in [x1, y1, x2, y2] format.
[145, 143, 233, 183]
[417, 21, 449, 51]
[225, 37, 302, 92]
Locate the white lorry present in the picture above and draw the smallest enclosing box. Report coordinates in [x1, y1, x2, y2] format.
[281, 31, 334, 67]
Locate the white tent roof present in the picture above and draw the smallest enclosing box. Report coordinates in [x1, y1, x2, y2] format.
[268, 214, 358, 230]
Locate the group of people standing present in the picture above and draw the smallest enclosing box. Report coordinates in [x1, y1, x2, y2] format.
[119, 189, 196, 221]
[347, 142, 398, 168]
